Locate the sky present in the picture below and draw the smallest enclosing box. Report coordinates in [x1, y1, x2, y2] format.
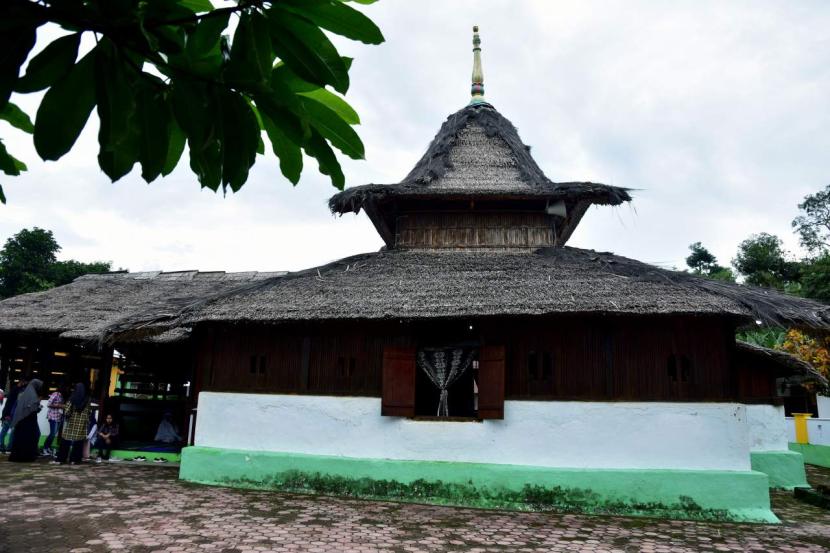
[2, 0, 829, 273]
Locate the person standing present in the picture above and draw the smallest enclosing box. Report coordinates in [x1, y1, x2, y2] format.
[0, 379, 27, 454]
[9, 379, 43, 462]
[55, 383, 92, 465]
[42, 386, 66, 456]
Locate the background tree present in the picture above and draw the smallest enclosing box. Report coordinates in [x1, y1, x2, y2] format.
[685, 241, 735, 282]
[800, 255, 830, 303]
[780, 329, 830, 381]
[732, 233, 800, 289]
[792, 184, 830, 256]
[0, 0, 384, 204]
[0, 227, 112, 298]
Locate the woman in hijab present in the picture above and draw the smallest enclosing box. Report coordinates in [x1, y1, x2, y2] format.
[155, 412, 182, 444]
[9, 379, 43, 462]
[56, 383, 93, 465]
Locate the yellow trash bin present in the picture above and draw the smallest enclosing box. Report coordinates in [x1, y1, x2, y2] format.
[793, 413, 812, 444]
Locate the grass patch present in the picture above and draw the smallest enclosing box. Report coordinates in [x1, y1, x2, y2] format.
[215, 469, 733, 521]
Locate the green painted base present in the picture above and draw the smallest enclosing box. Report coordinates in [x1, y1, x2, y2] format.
[179, 447, 778, 524]
[789, 442, 830, 469]
[34, 436, 181, 463]
[750, 451, 808, 489]
[110, 450, 181, 462]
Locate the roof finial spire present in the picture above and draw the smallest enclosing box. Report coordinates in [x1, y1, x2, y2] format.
[470, 25, 486, 105]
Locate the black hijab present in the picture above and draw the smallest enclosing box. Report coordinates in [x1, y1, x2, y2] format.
[68, 382, 88, 410]
[11, 379, 42, 428]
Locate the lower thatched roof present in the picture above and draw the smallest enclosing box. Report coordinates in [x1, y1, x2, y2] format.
[2, 248, 828, 347]
[736, 340, 828, 388]
[149, 247, 830, 330]
[0, 270, 285, 344]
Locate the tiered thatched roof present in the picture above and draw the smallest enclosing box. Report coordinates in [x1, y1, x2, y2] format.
[0, 270, 284, 344]
[329, 103, 631, 214]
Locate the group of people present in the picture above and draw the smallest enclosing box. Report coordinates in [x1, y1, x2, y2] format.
[0, 379, 119, 465]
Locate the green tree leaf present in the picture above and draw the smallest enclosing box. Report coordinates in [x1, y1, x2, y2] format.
[266, 7, 350, 94]
[33, 48, 97, 161]
[171, 79, 221, 190]
[177, 0, 214, 12]
[0, 140, 26, 176]
[1, 26, 37, 107]
[256, 91, 307, 145]
[262, 112, 303, 184]
[280, 0, 384, 45]
[187, 12, 230, 54]
[162, 117, 186, 176]
[14, 33, 81, 93]
[136, 84, 172, 182]
[173, 11, 230, 78]
[220, 91, 260, 192]
[95, 41, 140, 181]
[0, 102, 34, 133]
[0, 185, 5, 205]
[299, 89, 359, 125]
[303, 128, 344, 189]
[302, 97, 364, 159]
[225, 11, 272, 88]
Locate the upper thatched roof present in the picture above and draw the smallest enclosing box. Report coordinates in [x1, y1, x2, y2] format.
[124, 247, 830, 331]
[0, 270, 285, 344]
[329, 103, 631, 215]
[735, 341, 828, 388]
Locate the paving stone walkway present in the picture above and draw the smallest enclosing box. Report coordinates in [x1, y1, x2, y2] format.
[1, 459, 830, 552]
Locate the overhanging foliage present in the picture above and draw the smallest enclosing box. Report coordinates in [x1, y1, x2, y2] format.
[0, 0, 384, 203]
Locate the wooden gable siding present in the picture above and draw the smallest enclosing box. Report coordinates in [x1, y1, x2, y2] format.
[196, 316, 747, 402]
[396, 212, 555, 250]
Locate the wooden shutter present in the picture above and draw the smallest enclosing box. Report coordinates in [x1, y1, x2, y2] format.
[381, 346, 416, 417]
[478, 345, 506, 419]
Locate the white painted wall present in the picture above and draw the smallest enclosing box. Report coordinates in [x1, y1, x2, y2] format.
[788, 417, 830, 446]
[818, 395, 830, 418]
[746, 404, 788, 451]
[195, 392, 752, 471]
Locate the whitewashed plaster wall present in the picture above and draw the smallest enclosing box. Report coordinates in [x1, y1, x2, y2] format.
[808, 419, 830, 445]
[195, 392, 752, 471]
[746, 404, 788, 451]
[818, 396, 830, 418]
[788, 417, 830, 446]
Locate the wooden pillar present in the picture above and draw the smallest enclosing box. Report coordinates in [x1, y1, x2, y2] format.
[96, 347, 114, 423]
[187, 337, 201, 446]
[0, 338, 11, 392]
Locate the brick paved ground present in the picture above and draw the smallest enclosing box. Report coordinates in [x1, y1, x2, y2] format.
[1, 459, 830, 553]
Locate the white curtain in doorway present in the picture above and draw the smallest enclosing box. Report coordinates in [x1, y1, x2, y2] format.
[417, 348, 475, 416]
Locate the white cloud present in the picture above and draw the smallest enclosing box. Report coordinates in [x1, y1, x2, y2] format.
[2, 1, 828, 274]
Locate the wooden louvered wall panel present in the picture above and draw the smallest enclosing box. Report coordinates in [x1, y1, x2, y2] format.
[396, 212, 555, 249]
[196, 316, 763, 403]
